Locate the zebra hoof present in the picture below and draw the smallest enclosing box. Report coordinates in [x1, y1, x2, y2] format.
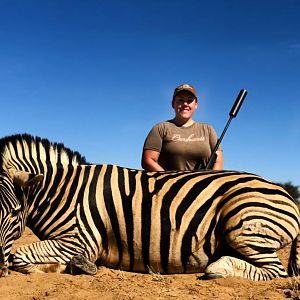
[203, 273, 226, 280]
[68, 255, 97, 275]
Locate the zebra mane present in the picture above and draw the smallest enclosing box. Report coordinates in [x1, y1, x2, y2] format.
[0, 133, 87, 169]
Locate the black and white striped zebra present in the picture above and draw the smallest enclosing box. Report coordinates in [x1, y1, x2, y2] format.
[0, 133, 299, 280]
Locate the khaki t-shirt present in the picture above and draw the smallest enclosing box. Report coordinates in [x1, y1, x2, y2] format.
[143, 120, 221, 170]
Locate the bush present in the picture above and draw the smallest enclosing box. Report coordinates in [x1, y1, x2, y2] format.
[277, 181, 300, 202]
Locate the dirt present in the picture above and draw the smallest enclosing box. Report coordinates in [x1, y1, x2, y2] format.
[3, 228, 299, 299]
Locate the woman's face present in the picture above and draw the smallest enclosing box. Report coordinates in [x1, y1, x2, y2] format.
[172, 91, 198, 121]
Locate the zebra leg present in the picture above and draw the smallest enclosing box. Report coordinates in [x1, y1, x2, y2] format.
[288, 234, 300, 276]
[10, 240, 71, 273]
[205, 224, 291, 280]
[205, 252, 287, 281]
[10, 240, 96, 275]
[203, 204, 298, 281]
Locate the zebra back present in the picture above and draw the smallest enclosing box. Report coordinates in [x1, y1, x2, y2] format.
[0, 133, 86, 172]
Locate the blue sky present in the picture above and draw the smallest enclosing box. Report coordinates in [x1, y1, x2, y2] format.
[0, 0, 299, 185]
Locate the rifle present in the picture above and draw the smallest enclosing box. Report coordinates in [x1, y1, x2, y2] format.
[204, 89, 248, 170]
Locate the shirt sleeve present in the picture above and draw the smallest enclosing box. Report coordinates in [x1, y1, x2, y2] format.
[208, 125, 222, 151]
[143, 123, 164, 153]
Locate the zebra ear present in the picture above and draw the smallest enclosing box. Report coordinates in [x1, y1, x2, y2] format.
[13, 171, 44, 188]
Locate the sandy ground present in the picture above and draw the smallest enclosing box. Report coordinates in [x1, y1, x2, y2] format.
[2, 228, 299, 300]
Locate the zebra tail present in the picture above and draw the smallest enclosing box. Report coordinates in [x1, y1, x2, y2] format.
[288, 232, 300, 276]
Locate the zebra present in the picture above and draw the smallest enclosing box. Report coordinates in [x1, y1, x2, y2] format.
[0, 133, 299, 280]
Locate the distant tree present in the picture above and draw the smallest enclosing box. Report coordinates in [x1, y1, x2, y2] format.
[277, 181, 300, 202]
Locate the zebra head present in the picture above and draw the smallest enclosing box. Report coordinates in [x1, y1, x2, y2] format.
[0, 170, 43, 277]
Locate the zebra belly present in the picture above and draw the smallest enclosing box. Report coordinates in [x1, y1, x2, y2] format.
[168, 252, 209, 274]
[101, 253, 208, 274]
[98, 238, 210, 274]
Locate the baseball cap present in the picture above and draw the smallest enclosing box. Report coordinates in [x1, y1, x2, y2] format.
[173, 84, 197, 100]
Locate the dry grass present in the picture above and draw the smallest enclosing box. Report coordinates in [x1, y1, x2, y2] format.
[147, 266, 165, 284]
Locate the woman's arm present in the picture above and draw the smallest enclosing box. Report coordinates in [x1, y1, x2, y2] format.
[213, 150, 224, 170]
[141, 149, 165, 171]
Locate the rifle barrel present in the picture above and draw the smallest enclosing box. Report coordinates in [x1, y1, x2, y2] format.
[204, 89, 248, 170]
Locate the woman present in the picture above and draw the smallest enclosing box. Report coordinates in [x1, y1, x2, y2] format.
[141, 83, 224, 171]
